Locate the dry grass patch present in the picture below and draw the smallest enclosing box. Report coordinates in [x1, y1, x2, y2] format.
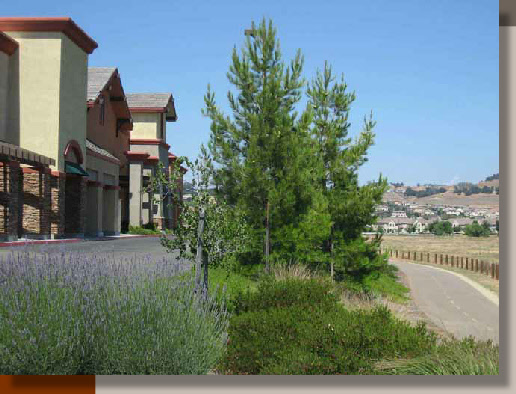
[272, 263, 314, 281]
[381, 234, 499, 264]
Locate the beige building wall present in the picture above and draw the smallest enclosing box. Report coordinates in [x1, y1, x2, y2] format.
[131, 113, 160, 139]
[0, 51, 9, 140]
[85, 153, 120, 235]
[4, 32, 88, 171]
[58, 35, 88, 171]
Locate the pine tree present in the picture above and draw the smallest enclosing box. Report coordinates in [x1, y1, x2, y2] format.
[307, 62, 387, 279]
[203, 19, 326, 268]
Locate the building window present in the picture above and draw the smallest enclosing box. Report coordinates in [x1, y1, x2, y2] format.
[99, 95, 105, 125]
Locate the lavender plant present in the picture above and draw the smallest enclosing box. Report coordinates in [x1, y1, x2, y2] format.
[0, 250, 229, 375]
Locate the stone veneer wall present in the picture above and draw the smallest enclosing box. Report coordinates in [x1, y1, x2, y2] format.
[0, 161, 21, 238]
[0, 163, 87, 240]
[50, 173, 66, 236]
[64, 176, 86, 235]
[21, 167, 51, 237]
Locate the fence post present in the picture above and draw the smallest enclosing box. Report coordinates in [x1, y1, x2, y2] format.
[465, 257, 469, 270]
[451, 256, 454, 267]
[480, 260, 484, 274]
[435, 253, 438, 264]
[491, 263, 495, 278]
[396, 250, 399, 258]
[445, 254, 448, 265]
[460, 257, 464, 269]
[475, 259, 479, 272]
[496, 264, 499, 280]
[427, 253, 430, 262]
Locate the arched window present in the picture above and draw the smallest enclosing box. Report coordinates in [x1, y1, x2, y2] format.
[64, 140, 84, 164]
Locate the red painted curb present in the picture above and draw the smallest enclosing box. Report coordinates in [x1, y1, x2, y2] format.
[0, 239, 83, 248]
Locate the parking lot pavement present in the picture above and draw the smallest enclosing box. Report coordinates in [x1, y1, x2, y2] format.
[0, 236, 189, 265]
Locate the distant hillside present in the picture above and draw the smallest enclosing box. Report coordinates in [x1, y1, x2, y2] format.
[383, 172, 499, 208]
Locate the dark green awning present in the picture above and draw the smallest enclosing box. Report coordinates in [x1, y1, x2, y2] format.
[65, 161, 89, 176]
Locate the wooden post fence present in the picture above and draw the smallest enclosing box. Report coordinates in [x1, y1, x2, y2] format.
[383, 246, 498, 281]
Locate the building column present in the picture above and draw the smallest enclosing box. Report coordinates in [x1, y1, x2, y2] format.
[64, 175, 86, 237]
[86, 181, 103, 237]
[0, 161, 21, 241]
[21, 166, 51, 239]
[49, 171, 66, 238]
[141, 166, 153, 226]
[103, 186, 119, 235]
[128, 161, 144, 227]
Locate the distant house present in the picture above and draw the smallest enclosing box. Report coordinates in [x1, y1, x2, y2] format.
[377, 217, 413, 234]
[451, 218, 473, 230]
[391, 211, 407, 218]
[413, 218, 428, 233]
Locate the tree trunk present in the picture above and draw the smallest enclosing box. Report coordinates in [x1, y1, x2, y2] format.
[265, 199, 270, 274]
[203, 249, 209, 293]
[195, 209, 205, 288]
[330, 225, 334, 282]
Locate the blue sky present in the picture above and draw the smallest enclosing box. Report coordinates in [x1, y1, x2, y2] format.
[4, 0, 498, 185]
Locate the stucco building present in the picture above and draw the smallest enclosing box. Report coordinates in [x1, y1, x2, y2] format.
[86, 67, 133, 236]
[0, 17, 97, 240]
[0, 17, 185, 241]
[125, 93, 183, 230]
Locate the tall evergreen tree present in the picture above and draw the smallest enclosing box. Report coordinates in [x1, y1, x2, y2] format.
[203, 19, 328, 267]
[307, 62, 387, 279]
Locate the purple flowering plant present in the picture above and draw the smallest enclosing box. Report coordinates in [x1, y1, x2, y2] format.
[0, 249, 229, 375]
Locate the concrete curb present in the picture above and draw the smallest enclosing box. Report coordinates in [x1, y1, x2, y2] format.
[0, 234, 165, 248]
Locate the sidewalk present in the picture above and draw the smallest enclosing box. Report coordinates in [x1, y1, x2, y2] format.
[0, 233, 164, 248]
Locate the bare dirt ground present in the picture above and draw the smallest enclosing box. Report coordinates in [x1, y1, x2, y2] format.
[381, 234, 499, 264]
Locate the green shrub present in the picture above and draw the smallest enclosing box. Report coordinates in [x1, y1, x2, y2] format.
[207, 267, 258, 313]
[335, 264, 409, 303]
[128, 225, 160, 235]
[233, 278, 337, 315]
[220, 279, 437, 374]
[222, 302, 437, 374]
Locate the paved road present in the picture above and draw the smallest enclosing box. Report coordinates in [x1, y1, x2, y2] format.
[0, 236, 187, 265]
[393, 260, 499, 343]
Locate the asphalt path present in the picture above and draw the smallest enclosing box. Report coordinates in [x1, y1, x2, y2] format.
[392, 260, 499, 343]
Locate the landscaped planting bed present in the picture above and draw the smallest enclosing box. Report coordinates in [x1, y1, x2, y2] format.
[0, 251, 229, 375]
